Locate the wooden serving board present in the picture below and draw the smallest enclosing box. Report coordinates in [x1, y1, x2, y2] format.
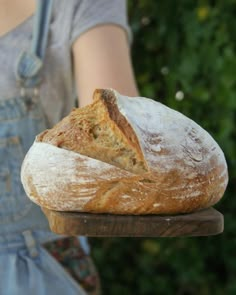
[42, 207, 223, 237]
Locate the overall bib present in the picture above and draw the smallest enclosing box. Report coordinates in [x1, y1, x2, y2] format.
[0, 1, 87, 294]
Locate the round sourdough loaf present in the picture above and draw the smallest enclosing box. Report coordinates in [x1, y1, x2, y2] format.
[21, 89, 228, 214]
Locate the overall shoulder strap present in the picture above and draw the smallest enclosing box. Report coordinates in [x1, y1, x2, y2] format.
[16, 0, 54, 86]
[31, 0, 54, 60]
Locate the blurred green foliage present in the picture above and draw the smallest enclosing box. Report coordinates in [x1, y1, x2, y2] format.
[90, 1, 236, 294]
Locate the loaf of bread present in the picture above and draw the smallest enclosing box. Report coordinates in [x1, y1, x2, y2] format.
[21, 89, 228, 214]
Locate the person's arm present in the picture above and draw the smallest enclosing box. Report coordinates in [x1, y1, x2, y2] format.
[72, 24, 139, 107]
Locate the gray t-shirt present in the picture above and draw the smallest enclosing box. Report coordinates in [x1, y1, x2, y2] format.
[0, 0, 130, 127]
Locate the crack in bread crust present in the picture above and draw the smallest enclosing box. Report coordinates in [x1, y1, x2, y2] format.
[37, 89, 147, 175]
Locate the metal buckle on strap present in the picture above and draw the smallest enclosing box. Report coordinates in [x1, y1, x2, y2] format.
[22, 230, 39, 258]
[20, 86, 39, 110]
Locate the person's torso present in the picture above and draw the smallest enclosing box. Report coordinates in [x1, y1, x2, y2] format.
[0, 0, 76, 239]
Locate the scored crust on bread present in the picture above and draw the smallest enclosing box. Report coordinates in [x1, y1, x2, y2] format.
[21, 89, 228, 214]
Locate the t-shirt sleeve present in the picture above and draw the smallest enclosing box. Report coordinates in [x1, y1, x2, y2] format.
[70, 0, 132, 45]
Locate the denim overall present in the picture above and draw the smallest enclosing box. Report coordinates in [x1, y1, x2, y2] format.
[0, 1, 87, 294]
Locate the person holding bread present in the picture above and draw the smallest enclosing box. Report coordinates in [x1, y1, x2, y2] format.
[0, 0, 138, 294]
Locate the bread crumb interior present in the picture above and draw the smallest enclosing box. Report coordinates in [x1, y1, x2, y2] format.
[38, 91, 147, 174]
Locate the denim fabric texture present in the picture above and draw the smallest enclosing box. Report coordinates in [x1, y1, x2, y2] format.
[0, 94, 88, 294]
[0, 231, 86, 295]
[15, 51, 42, 87]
